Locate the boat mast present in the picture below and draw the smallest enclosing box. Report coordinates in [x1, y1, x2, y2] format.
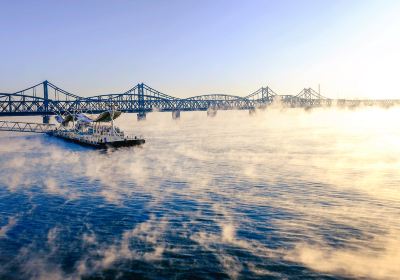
[111, 105, 115, 136]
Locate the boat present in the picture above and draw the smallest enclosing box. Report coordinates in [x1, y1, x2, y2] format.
[48, 110, 145, 148]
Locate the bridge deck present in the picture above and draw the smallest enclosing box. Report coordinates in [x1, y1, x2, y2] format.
[0, 120, 55, 133]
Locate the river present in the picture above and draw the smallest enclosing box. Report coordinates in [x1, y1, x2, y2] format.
[1, 107, 400, 279]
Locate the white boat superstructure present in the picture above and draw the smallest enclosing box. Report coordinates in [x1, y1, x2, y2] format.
[48, 110, 145, 148]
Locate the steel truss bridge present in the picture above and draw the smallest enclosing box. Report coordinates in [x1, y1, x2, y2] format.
[1, 80, 399, 123]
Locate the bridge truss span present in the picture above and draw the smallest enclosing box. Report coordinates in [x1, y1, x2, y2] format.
[1, 80, 400, 121]
[0, 81, 82, 116]
[245, 87, 278, 108]
[176, 94, 253, 111]
[76, 83, 177, 113]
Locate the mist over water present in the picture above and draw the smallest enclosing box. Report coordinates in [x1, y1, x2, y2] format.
[1, 107, 400, 280]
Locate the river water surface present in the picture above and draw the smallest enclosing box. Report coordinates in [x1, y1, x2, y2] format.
[1, 108, 400, 279]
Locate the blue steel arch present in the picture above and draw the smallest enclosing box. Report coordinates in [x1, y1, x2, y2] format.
[74, 83, 178, 113]
[0, 81, 82, 116]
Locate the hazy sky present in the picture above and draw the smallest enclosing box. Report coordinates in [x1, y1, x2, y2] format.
[1, 0, 399, 98]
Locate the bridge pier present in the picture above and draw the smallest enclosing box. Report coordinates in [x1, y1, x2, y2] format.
[42, 115, 50, 124]
[207, 108, 217, 117]
[172, 110, 180, 119]
[137, 112, 146, 121]
[249, 108, 256, 115]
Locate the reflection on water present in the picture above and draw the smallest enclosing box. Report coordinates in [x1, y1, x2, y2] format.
[1, 108, 400, 279]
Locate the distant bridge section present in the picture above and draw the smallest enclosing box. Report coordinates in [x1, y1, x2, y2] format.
[245, 86, 278, 107]
[1, 80, 400, 122]
[286, 88, 332, 107]
[176, 94, 253, 111]
[335, 99, 400, 107]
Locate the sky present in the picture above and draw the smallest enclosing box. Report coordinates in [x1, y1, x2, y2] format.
[1, 0, 400, 98]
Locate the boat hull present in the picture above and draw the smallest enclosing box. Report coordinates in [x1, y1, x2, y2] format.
[47, 132, 145, 149]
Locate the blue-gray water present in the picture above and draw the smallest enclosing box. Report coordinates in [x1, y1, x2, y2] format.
[1, 108, 400, 280]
